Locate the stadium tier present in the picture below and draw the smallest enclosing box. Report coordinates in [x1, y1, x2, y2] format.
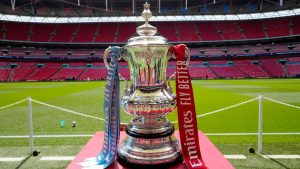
[79, 68, 107, 81]
[1, 56, 299, 82]
[1, 43, 299, 58]
[1, 16, 299, 43]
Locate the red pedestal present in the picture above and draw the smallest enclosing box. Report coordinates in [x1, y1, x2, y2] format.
[67, 131, 234, 169]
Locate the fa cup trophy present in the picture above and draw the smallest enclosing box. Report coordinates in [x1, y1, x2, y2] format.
[103, 2, 182, 168]
[96, 2, 206, 169]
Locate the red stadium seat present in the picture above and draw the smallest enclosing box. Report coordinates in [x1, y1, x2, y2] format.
[5, 22, 31, 41]
[95, 23, 118, 43]
[30, 24, 56, 42]
[73, 24, 99, 43]
[176, 22, 200, 42]
[157, 22, 178, 42]
[215, 22, 245, 40]
[51, 24, 78, 42]
[238, 20, 265, 39]
[195, 22, 222, 41]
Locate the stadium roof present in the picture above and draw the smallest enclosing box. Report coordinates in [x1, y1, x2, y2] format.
[0, 0, 299, 23]
[1, 0, 300, 17]
[1, 8, 300, 23]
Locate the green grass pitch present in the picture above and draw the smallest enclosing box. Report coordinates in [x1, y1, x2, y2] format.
[0, 79, 299, 168]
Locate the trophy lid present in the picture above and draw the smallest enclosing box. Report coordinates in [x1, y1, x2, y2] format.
[126, 2, 168, 46]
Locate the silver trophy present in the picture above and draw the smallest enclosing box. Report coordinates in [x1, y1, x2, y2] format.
[104, 2, 188, 168]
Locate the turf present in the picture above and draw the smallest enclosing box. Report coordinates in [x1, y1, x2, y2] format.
[0, 79, 299, 168]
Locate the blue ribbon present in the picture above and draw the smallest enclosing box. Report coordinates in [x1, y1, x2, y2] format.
[96, 46, 121, 168]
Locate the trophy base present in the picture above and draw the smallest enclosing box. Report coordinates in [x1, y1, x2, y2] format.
[117, 132, 182, 167]
[117, 116, 182, 167]
[117, 152, 182, 169]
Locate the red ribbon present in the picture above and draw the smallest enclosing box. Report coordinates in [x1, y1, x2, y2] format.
[173, 44, 207, 169]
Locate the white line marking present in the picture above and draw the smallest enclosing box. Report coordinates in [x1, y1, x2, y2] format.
[0, 134, 93, 138]
[205, 132, 300, 136]
[0, 157, 24, 162]
[31, 99, 105, 121]
[224, 155, 247, 159]
[264, 97, 300, 109]
[262, 155, 300, 159]
[40, 156, 75, 161]
[0, 98, 27, 111]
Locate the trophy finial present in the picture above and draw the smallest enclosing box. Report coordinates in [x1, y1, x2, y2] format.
[144, 2, 150, 10]
[142, 2, 152, 22]
[136, 2, 157, 36]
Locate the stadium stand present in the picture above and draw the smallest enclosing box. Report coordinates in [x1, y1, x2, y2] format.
[115, 23, 136, 43]
[215, 22, 245, 40]
[189, 66, 217, 79]
[0, 13, 299, 82]
[293, 16, 300, 35]
[94, 23, 118, 43]
[234, 60, 270, 78]
[156, 22, 178, 42]
[288, 56, 300, 62]
[210, 66, 245, 79]
[1, 16, 299, 43]
[12, 67, 36, 81]
[175, 22, 200, 42]
[68, 62, 86, 66]
[0, 68, 10, 81]
[195, 22, 222, 41]
[0, 22, 3, 40]
[238, 20, 266, 39]
[259, 58, 286, 77]
[264, 18, 291, 37]
[5, 22, 31, 41]
[72, 24, 99, 43]
[30, 23, 56, 42]
[51, 24, 79, 42]
[79, 68, 107, 81]
[119, 68, 130, 80]
[49, 68, 85, 80]
[0, 62, 8, 66]
[286, 64, 300, 77]
[1, 55, 300, 81]
[27, 67, 59, 81]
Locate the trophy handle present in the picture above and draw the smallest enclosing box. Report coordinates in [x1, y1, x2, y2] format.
[103, 46, 129, 93]
[167, 46, 190, 92]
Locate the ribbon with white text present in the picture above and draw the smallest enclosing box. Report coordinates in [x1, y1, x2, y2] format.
[173, 44, 207, 169]
[96, 46, 121, 169]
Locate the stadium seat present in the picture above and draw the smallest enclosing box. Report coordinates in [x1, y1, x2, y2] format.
[5, 22, 31, 41]
[79, 68, 107, 80]
[51, 24, 78, 42]
[175, 22, 200, 42]
[94, 23, 118, 43]
[215, 22, 245, 40]
[115, 23, 136, 43]
[0, 68, 10, 81]
[264, 18, 290, 37]
[30, 23, 56, 42]
[195, 22, 222, 41]
[238, 20, 265, 39]
[157, 22, 178, 42]
[73, 24, 99, 42]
